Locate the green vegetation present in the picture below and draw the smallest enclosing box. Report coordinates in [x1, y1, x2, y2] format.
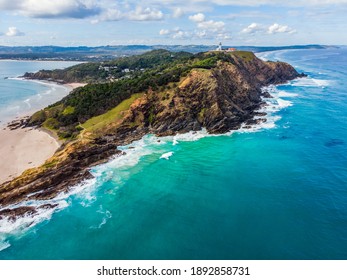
[43, 118, 59, 130]
[232, 51, 255, 62]
[62, 106, 75, 116]
[81, 93, 143, 134]
[192, 57, 219, 69]
[28, 49, 256, 140]
[25, 49, 193, 83]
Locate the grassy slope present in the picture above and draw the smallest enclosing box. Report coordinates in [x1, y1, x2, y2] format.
[81, 93, 143, 136]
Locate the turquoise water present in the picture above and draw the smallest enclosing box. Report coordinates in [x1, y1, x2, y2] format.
[0, 49, 347, 259]
[0, 60, 78, 125]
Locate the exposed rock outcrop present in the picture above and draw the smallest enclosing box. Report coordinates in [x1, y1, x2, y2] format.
[0, 51, 304, 220]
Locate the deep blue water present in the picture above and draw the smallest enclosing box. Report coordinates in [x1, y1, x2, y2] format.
[0, 49, 346, 259]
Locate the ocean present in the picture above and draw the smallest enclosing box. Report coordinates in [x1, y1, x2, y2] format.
[0, 48, 347, 259]
[0, 60, 78, 125]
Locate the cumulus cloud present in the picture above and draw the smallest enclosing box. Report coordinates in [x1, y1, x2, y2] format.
[0, 1, 163, 21]
[185, 12, 230, 41]
[95, 8, 123, 22]
[239, 22, 296, 35]
[267, 23, 296, 34]
[197, 20, 225, 32]
[159, 29, 170, 35]
[0, 0, 101, 19]
[188, 13, 206, 23]
[172, 30, 190, 39]
[150, 0, 347, 6]
[5, 26, 25, 36]
[128, 6, 164, 21]
[241, 23, 262, 34]
[189, 13, 225, 33]
[159, 27, 189, 39]
[172, 7, 184, 18]
[1, 0, 347, 21]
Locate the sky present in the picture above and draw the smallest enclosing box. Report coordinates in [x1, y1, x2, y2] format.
[0, 0, 347, 46]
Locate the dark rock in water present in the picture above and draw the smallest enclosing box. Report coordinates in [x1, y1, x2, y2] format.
[0, 51, 304, 217]
[0, 206, 37, 222]
[245, 118, 267, 125]
[261, 91, 273, 98]
[254, 112, 267, 117]
[38, 203, 59, 210]
[325, 139, 344, 147]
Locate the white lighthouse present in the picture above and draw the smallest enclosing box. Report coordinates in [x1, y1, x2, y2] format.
[216, 42, 222, 51]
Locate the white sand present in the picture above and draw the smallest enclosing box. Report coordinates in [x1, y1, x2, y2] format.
[0, 81, 87, 184]
[66, 83, 87, 89]
[0, 127, 60, 184]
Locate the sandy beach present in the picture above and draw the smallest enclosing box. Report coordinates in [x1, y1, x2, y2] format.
[0, 126, 59, 184]
[66, 82, 86, 89]
[0, 81, 86, 184]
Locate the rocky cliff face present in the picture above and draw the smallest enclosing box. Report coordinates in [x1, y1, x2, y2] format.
[0, 51, 303, 220]
[112, 53, 301, 136]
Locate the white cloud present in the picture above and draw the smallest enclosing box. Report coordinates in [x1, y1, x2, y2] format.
[267, 23, 296, 34]
[159, 29, 170, 35]
[158, 28, 189, 39]
[172, 7, 184, 18]
[195, 30, 208, 38]
[128, 6, 164, 21]
[197, 20, 225, 32]
[5, 26, 25, 36]
[241, 23, 262, 34]
[154, 0, 347, 6]
[189, 13, 225, 32]
[0, 0, 101, 19]
[186, 12, 230, 41]
[172, 30, 190, 39]
[96, 8, 123, 22]
[189, 13, 206, 23]
[1, 0, 347, 21]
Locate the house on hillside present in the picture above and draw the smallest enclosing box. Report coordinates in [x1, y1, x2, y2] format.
[226, 48, 237, 52]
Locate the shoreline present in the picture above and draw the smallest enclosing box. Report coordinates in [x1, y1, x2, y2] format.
[0, 79, 86, 130]
[0, 80, 86, 184]
[0, 126, 60, 184]
[0, 52, 302, 220]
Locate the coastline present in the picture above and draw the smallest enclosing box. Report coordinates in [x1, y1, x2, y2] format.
[0, 81, 85, 184]
[0, 52, 302, 220]
[0, 127, 59, 184]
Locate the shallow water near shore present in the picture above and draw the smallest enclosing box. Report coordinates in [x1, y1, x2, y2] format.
[0, 60, 79, 125]
[1, 49, 347, 259]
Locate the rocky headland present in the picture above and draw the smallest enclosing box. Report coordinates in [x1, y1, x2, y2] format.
[0, 50, 304, 221]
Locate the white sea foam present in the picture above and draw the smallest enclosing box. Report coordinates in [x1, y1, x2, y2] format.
[237, 84, 295, 133]
[0, 178, 99, 252]
[24, 98, 31, 109]
[90, 206, 112, 229]
[0, 238, 11, 251]
[0, 77, 301, 252]
[160, 151, 174, 160]
[291, 77, 330, 88]
[277, 90, 298, 98]
[169, 129, 209, 142]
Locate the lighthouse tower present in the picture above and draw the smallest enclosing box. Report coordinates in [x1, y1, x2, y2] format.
[217, 42, 222, 51]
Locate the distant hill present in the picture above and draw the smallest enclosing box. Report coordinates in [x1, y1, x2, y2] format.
[0, 44, 333, 61]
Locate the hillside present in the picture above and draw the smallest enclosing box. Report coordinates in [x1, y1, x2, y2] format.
[0, 50, 303, 219]
[0, 44, 330, 61]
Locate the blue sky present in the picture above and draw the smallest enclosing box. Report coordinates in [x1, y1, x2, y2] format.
[0, 0, 346, 46]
